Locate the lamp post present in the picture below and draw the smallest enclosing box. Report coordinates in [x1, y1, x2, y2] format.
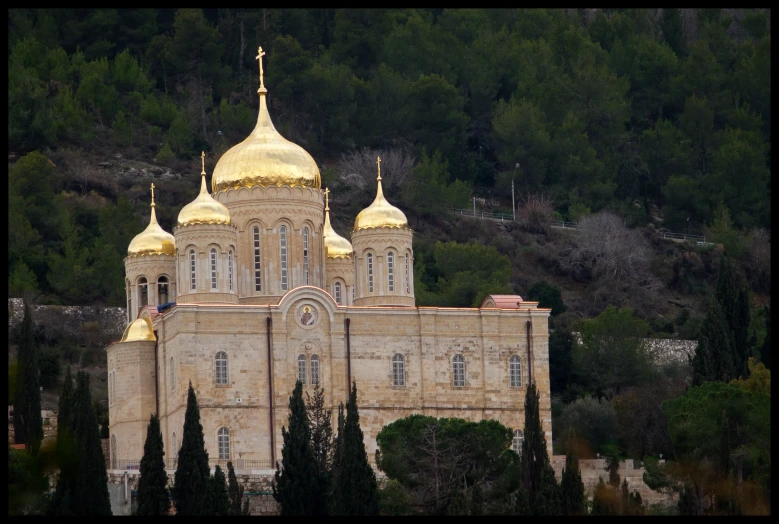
[512, 163, 519, 222]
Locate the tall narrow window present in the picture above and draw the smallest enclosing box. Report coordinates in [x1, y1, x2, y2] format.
[253, 227, 262, 291]
[158, 276, 169, 304]
[510, 355, 522, 388]
[303, 227, 310, 285]
[392, 354, 405, 387]
[310, 354, 320, 386]
[367, 253, 373, 293]
[210, 248, 218, 289]
[452, 355, 465, 387]
[405, 253, 410, 294]
[297, 354, 307, 384]
[512, 430, 524, 455]
[189, 250, 196, 290]
[139, 277, 148, 307]
[387, 251, 395, 292]
[215, 351, 228, 385]
[218, 427, 230, 460]
[352, 286, 355, 303]
[111, 435, 117, 469]
[280, 226, 288, 291]
[170, 357, 175, 391]
[334, 282, 342, 305]
[126, 281, 131, 322]
[228, 250, 233, 291]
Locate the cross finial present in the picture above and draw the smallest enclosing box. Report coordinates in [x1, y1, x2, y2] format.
[200, 151, 206, 175]
[150, 183, 156, 207]
[324, 187, 330, 211]
[256, 46, 266, 91]
[377, 156, 382, 182]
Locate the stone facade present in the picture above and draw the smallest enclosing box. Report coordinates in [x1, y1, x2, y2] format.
[571, 332, 697, 365]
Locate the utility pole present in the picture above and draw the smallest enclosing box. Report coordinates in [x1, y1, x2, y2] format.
[512, 163, 519, 222]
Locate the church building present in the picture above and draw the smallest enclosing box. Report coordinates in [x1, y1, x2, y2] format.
[106, 48, 552, 471]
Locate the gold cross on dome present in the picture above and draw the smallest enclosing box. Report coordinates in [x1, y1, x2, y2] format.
[376, 156, 382, 181]
[324, 187, 330, 210]
[201, 151, 206, 175]
[256, 46, 266, 90]
[150, 183, 156, 206]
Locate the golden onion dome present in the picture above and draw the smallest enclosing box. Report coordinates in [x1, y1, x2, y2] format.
[353, 156, 408, 231]
[120, 316, 156, 343]
[127, 184, 175, 257]
[322, 188, 353, 258]
[177, 152, 231, 227]
[211, 51, 321, 192]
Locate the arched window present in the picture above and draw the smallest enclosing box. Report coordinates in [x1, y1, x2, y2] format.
[158, 276, 169, 305]
[189, 250, 196, 290]
[218, 427, 230, 460]
[297, 354, 307, 384]
[387, 251, 395, 292]
[210, 248, 218, 289]
[126, 281, 132, 322]
[280, 226, 288, 291]
[452, 355, 465, 388]
[228, 250, 233, 291]
[111, 434, 117, 469]
[392, 354, 405, 387]
[170, 356, 175, 391]
[367, 253, 373, 293]
[215, 351, 228, 385]
[139, 277, 148, 307]
[310, 354, 320, 386]
[334, 282, 342, 305]
[405, 253, 410, 294]
[512, 429, 524, 455]
[509, 356, 522, 388]
[303, 227, 310, 285]
[253, 226, 262, 291]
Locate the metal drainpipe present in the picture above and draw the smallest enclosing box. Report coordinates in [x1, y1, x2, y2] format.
[345, 318, 352, 390]
[266, 316, 275, 466]
[153, 332, 159, 416]
[526, 320, 533, 386]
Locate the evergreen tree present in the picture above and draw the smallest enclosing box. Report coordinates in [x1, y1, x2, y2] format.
[330, 401, 346, 513]
[331, 381, 380, 516]
[519, 381, 559, 515]
[71, 371, 112, 515]
[273, 381, 324, 515]
[733, 282, 752, 378]
[719, 409, 730, 476]
[136, 414, 170, 516]
[227, 461, 249, 516]
[714, 257, 750, 375]
[202, 465, 230, 516]
[48, 365, 77, 515]
[559, 440, 585, 515]
[691, 299, 737, 385]
[173, 382, 210, 516]
[590, 478, 611, 515]
[13, 301, 43, 455]
[306, 384, 333, 506]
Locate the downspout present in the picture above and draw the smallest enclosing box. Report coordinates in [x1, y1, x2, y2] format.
[526, 320, 533, 386]
[345, 318, 352, 389]
[266, 316, 275, 466]
[153, 331, 159, 416]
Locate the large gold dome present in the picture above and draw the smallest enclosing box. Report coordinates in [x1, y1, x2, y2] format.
[127, 193, 175, 257]
[177, 160, 231, 227]
[354, 176, 408, 231]
[211, 88, 321, 192]
[120, 316, 156, 342]
[322, 194, 353, 258]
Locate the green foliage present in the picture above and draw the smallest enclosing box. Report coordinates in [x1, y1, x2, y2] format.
[527, 280, 566, 316]
[707, 203, 747, 258]
[13, 301, 43, 455]
[556, 396, 618, 457]
[548, 329, 573, 396]
[402, 150, 471, 218]
[203, 465, 231, 516]
[155, 142, 176, 164]
[730, 357, 770, 396]
[559, 440, 585, 515]
[305, 385, 333, 503]
[173, 382, 210, 515]
[520, 381, 559, 515]
[227, 461, 249, 515]
[137, 414, 170, 516]
[9, 443, 50, 515]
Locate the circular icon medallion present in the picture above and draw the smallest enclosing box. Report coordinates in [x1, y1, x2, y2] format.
[297, 304, 318, 327]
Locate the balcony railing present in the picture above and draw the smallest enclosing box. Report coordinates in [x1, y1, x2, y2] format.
[112, 458, 277, 471]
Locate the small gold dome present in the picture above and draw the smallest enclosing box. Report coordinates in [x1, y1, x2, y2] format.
[177, 154, 231, 227]
[211, 87, 321, 192]
[322, 189, 352, 258]
[120, 317, 156, 343]
[353, 162, 408, 231]
[127, 186, 175, 257]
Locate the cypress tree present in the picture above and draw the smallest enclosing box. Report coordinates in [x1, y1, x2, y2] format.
[13, 301, 43, 455]
[713, 257, 750, 375]
[273, 380, 324, 515]
[520, 381, 559, 515]
[136, 414, 170, 516]
[330, 401, 346, 513]
[692, 299, 737, 385]
[306, 384, 333, 505]
[331, 381, 380, 516]
[173, 382, 210, 515]
[49, 365, 77, 515]
[591, 478, 611, 515]
[733, 283, 751, 377]
[227, 461, 249, 515]
[559, 441, 585, 515]
[71, 371, 112, 515]
[202, 465, 230, 516]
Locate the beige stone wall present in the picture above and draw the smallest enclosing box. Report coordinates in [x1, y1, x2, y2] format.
[352, 227, 414, 306]
[324, 256, 354, 306]
[174, 222, 239, 304]
[123, 254, 176, 322]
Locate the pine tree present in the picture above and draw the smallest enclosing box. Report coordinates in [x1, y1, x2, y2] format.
[48, 365, 77, 515]
[331, 381, 380, 516]
[71, 371, 112, 515]
[227, 461, 249, 516]
[173, 382, 210, 515]
[559, 440, 585, 515]
[273, 381, 324, 515]
[306, 384, 333, 508]
[202, 465, 230, 516]
[692, 299, 737, 385]
[136, 414, 170, 516]
[520, 381, 559, 515]
[13, 301, 43, 455]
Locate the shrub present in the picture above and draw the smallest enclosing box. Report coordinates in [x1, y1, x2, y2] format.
[556, 396, 618, 457]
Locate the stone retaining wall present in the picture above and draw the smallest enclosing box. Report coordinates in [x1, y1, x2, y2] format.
[8, 298, 127, 342]
[8, 410, 58, 446]
[571, 332, 696, 365]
